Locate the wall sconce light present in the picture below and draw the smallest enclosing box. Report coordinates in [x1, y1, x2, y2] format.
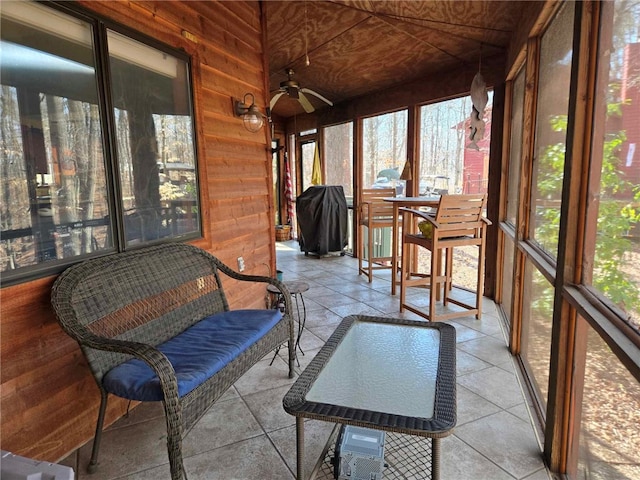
[234, 93, 265, 133]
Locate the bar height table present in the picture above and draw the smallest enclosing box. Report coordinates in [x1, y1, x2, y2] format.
[383, 196, 440, 295]
[283, 314, 456, 480]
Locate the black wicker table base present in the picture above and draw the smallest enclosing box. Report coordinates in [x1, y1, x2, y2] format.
[310, 424, 434, 480]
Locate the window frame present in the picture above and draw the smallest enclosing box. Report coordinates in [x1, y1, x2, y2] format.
[0, 1, 202, 287]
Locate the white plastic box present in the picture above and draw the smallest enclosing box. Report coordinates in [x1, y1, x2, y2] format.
[1, 450, 74, 480]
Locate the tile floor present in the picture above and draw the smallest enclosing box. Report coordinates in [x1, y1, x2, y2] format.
[63, 241, 552, 480]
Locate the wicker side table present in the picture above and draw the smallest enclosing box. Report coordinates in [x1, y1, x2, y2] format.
[268, 281, 309, 364]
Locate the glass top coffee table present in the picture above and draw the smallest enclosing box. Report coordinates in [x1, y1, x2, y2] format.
[283, 314, 456, 480]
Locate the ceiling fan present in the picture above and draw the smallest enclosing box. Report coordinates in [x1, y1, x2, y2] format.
[270, 68, 333, 113]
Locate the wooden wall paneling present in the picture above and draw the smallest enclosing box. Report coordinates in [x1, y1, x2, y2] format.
[1, 0, 274, 463]
[202, 109, 262, 142]
[0, 279, 131, 460]
[198, 53, 265, 94]
[80, 1, 195, 53]
[180, 2, 262, 51]
[199, 57, 265, 95]
[261, 0, 278, 274]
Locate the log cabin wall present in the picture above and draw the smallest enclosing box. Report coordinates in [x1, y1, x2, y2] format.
[0, 0, 275, 463]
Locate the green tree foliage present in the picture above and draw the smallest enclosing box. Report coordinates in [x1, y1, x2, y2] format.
[536, 111, 640, 318]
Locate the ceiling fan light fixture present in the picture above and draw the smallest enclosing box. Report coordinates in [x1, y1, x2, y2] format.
[270, 68, 333, 114]
[234, 93, 265, 133]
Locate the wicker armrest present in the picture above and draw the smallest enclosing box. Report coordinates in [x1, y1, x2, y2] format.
[212, 260, 293, 316]
[80, 334, 180, 403]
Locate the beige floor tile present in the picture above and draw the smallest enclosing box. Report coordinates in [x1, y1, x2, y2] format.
[183, 435, 294, 480]
[441, 435, 515, 480]
[457, 334, 513, 366]
[454, 410, 545, 479]
[232, 354, 296, 397]
[327, 303, 386, 318]
[303, 308, 343, 329]
[77, 415, 169, 479]
[449, 320, 489, 343]
[456, 384, 502, 426]
[182, 396, 263, 457]
[268, 420, 336, 480]
[523, 467, 553, 480]
[243, 384, 297, 432]
[455, 349, 493, 376]
[458, 366, 524, 410]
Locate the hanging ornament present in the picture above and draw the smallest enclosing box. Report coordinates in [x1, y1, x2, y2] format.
[468, 49, 487, 151]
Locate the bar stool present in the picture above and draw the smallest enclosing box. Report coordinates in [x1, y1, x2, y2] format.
[357, 188, 396, 282]
[399, 194, 490, 321]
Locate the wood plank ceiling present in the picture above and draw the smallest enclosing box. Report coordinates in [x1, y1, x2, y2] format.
[265, 0, 527, 118]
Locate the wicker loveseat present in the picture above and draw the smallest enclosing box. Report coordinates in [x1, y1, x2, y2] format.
[51, 243, 295, 480]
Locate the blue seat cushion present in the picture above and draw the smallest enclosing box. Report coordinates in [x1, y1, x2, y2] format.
[103, 309, 283, 401]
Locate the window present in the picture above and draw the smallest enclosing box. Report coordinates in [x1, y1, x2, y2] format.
[272, 140, 281, 226]
[362, 110, 407, 194]
[585, 0, 640, 333]
[506, 70, 525, 226]
[577, 318, 640, 479]
[419, 95, 492, 290]
[420, 94, 493, 197]
[0, 1, 200, 284]
[521, 259, 554, 409]
[324, 122, 354, 201]
[501, 237, 515, 323]
[529, 2, 574, 258]
[324, 122, 354, 253]
[300, 139, 317, 192]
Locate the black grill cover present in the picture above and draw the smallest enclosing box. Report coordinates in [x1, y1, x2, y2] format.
[296, 186, 348, 255]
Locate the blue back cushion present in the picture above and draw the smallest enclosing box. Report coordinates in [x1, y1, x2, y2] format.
[103, 309, 283, 401]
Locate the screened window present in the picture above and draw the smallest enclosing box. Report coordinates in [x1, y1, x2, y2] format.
[300, 140, 317, 192]
[521, 259, 554, 409]
[419, 94, 492, 197]
[577, 318, 640, 479]
[585, 0, 640, 333]
[362, 110, 407, 194]
[529, 2, 574, 258]
[324, 122, 354, 253]
[501, 237, 515, 323]
[324, 122, 354, 200]
[506, 70, 525, 226]
[0, 1, 200, 284]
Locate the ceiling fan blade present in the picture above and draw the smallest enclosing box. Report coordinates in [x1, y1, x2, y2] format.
[298, 92, 315, 113]
[301, 88, 333, 106]
[270, 91, 286, 110]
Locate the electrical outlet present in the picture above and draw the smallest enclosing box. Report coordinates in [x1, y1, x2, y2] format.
[237, 256, 245, 272]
